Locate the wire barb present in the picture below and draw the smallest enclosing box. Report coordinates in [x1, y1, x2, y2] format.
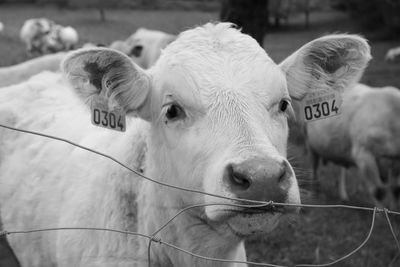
[150, 236, 162, 243]
[295, 207, 377, 267]
[147, 235, 162, 267]
[383, 208, 400, 253]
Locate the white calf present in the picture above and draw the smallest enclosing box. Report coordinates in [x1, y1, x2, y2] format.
[110, 28, 176, 69]
[0, 23, 370, 266]
[301, 83, 400, 207]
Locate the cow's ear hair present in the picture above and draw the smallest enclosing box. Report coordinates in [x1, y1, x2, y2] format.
[279, 34, 371, 100]
[61, 47, 151, 120]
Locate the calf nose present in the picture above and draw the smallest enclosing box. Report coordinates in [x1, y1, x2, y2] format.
[224, 157, 292, 203]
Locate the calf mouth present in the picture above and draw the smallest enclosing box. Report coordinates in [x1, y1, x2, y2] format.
[221, 200, 298, 216]
[220, 204, 284, 217]
[221, 204, 298, 238]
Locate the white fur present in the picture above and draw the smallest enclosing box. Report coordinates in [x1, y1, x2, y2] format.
[0, 52, 66, 87]
[0, 23, 371, 266]
[109, 40, 132, 55]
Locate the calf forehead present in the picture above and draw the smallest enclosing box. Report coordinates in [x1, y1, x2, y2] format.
[154, 23, 287, 102]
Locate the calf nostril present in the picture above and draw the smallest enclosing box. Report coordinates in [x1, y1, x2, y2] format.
[227, 164, 251, 190]
[231, 171, 251, 189]
[277, 161, 289, 184]
[278, 169, 286, 183]
[224, 159, 292, 203]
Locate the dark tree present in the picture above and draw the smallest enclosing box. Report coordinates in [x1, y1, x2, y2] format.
[336, 0, 400, 37]
[381, 0, 400, 32]
[304, 0, 310, 29]
[99, 5, 106, 22]
[68, 0, 120, 22]
[220, 0, 270, 46]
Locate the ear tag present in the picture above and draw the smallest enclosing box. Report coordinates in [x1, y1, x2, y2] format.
[300, 89, 342, 122]
[90, 95, 126, 132]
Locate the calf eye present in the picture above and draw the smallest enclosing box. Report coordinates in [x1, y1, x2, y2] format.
[279, 99, 289, 112]
[166, 104, 185, 120]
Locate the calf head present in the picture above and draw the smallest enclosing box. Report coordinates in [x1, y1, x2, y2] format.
[62, 23, 370, 238]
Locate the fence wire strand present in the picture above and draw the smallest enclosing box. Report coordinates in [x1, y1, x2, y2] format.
[384, 209, 400, 253]
[1, 123, 400, 267]
[295, 208, 377, 267]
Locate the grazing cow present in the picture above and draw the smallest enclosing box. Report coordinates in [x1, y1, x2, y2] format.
[298, 83, 400, 207]
[0, 23, 370, 266]
[20, 18, 78, 55]
[110, 28, 176, 69]
[0, 52, 66, 87]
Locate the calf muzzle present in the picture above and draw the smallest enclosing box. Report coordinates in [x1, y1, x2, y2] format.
[224, 157, 292, 204]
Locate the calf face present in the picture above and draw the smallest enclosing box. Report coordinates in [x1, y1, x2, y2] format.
[62, 23, 370, 237]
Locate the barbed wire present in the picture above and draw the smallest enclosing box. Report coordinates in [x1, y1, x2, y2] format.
[0, 123, 399, 267]
[1, 204, 397, 267]
[295, 207, 377, 267]
[1, 123, 399, 215]
[384, 208, 400, 252]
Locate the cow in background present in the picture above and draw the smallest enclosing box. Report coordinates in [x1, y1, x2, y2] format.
[110, 28, 176, 69]
[20, 18, 78, 55]
[294, 83, 400, 208]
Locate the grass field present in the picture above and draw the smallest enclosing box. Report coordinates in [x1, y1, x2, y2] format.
[0, 4, 400, 267]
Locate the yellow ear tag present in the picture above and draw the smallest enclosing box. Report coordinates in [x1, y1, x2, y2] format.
[301, 90, 342, 122]
[90, 96, 126, 132]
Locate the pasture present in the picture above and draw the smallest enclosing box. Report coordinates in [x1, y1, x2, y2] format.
[0, 4, 399, 267]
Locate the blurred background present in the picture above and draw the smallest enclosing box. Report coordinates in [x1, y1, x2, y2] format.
[0, 0, 400, 266]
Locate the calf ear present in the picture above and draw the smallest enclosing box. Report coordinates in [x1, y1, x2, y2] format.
[279, 34, 371, 100]
[61, 47, 151, 120]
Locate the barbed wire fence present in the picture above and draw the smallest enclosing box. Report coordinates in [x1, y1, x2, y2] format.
[0, 123, 399, 267]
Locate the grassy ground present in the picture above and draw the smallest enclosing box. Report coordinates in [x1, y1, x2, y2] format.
[0, 4, 400, 267]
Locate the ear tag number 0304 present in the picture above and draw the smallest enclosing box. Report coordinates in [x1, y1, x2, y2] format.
[91, 97, 126, 132]
[301, 90, 342, 122]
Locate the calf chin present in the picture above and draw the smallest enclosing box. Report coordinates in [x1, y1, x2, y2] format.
[227, 213, 283, 237]
[203, 155, 300, 238]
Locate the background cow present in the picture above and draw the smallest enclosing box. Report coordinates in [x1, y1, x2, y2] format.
[110, 28, 176, 69]
[294, 83, 400, 208]
[19, 18, 78, 55]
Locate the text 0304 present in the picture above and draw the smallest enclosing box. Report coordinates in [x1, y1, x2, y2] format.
[304, 100, 339, 121]
[92, 108, 126, 132]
